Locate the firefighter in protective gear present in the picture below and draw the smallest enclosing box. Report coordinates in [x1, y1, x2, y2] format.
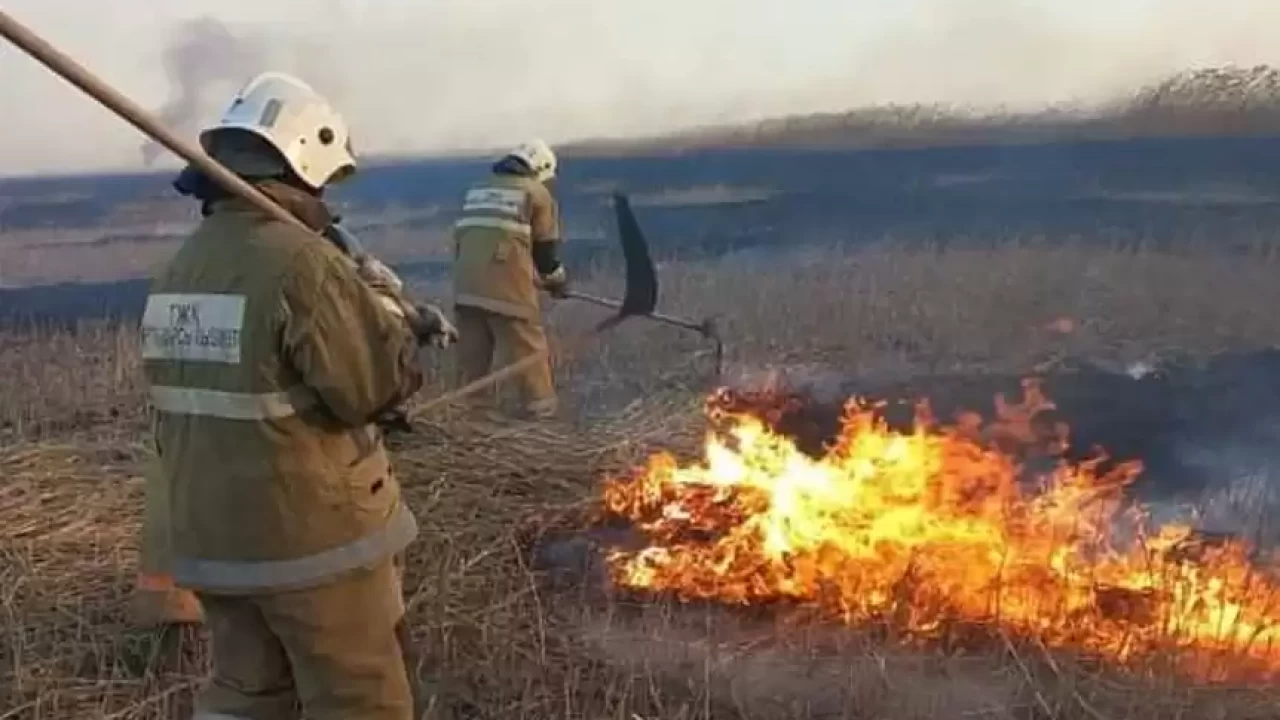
[142, 71, 438, 720]
[451, 139, 566, 419]
[130, 227, 452, 630]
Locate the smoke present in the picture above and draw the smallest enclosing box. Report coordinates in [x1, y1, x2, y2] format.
[704, 350, 1280, 548]
[1174, 438, 1280, 542]
[138, 16, 347, 167]
[139, 18, 267, 166]
[7, 0, 1280, 174]
[317, 0, 1280, 157]
[838, 0, 1280, 113]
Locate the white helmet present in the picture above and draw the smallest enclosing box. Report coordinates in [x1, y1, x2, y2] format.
[200, 72, 356, 190]
[506, 139, 557, 183]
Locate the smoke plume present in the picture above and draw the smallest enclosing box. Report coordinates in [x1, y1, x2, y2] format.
[7, 0, 1280, 174]
[138, 18, 269, 166]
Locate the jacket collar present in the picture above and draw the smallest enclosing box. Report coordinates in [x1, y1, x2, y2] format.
[175, 165, 334, 233]
[219, 179, 335, 233]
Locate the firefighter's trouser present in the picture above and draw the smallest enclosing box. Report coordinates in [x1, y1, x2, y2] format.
[453, 304, 557, 418]
[134, 455, 204, 626]
[191, 558, 412, 720]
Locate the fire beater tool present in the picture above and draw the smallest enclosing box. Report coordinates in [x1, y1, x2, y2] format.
[561, 193, 723, 375]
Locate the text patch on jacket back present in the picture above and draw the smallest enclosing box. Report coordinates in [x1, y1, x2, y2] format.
[464, 186, 525, 215]
[455, 186, 532, 236]
[140, 293, 246, 364]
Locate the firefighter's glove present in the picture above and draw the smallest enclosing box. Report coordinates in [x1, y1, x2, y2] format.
[408, 303, 459, 349]
[538, 266, 570, 299]
[355, 255, 418, 325]
[356, 255, 404, 297]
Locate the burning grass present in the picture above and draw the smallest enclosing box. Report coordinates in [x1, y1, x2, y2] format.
[7, 242, 1280, 718]
[600, 386, 1280, 685]
[7, 406, 1280, 720]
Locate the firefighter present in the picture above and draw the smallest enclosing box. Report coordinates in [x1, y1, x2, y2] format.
[130, 190, 446, 633]
[451, 139, 567, 419]
[140, 71, 454, 720]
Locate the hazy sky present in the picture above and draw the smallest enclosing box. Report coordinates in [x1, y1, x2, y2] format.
[1, 0, 1277, 176]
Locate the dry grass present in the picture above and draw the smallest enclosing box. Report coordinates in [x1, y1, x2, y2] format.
[0, 322, 146, 441]
[5, 240, 1280, 718]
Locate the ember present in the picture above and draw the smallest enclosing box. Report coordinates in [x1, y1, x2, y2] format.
[600, 383, 1280, 682]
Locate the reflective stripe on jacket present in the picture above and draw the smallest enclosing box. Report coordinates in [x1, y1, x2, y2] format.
[141, 196, 424, 595]
[451, 173, 561, 320]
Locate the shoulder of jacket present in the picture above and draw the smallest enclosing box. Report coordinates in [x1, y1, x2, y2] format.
[235, 219, 350, 301]
[201, 207, 313, 249]
[285, 234, 351, 285]
[258, 214, 322, 244]
[486, 172, 533, 189]
[527, 180, 556, 206]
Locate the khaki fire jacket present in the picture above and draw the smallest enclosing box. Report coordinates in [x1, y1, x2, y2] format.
[452, 173, 562, 320]
[140, 190, 424, 595]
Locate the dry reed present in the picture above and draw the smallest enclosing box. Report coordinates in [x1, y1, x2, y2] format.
[5, 241, 1280, 718]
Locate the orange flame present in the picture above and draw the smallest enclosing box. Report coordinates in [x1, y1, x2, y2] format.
[601, 383, 1280, 681]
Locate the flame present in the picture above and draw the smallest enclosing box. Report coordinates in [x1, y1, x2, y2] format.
[601, 383, 1280, 681]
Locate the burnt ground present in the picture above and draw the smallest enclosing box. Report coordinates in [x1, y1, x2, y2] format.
[528, 348, 1280, 630]
[706, 349, 1280, 514]
[8, 135, 1280, 324]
